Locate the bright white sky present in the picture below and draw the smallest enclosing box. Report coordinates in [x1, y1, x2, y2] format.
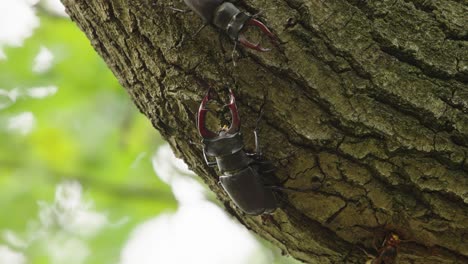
[0, 0, 59, 133]
[0, 1, 277, 263]
[0, 0, 66, 55]
[0, 0, 39, 52]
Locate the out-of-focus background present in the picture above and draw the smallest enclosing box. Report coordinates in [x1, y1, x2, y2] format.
[0, 1, 301, 263]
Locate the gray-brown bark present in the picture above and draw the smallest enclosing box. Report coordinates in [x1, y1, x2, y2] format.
[61, 0, 468, 263]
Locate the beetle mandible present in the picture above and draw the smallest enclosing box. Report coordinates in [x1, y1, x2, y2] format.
[183, 0, 277, 51]
[197, 89, 278, 215]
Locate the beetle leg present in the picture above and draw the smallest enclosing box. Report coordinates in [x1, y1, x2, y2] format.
[192, 24, 208, 38]
[226, 89, 241, 134]
[359, 247, 376, 263]
[238, 18, 277, 52]
[268, 176, 323, 193]
[253, 159, 275, 174]
[197, 90, 218, 139]
[267, 185, 321, 193]
[253, 106, 265, 155]
[168, 7, 191, 13]
[254, 129, 261, 154]
[203, 149, 218, 167]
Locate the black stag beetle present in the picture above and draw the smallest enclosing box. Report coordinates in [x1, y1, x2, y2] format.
[197, 89, 278, 215]
[183, 0, 277, 51]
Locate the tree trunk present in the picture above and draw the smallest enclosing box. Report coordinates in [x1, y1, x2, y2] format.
[61, 0, 468, 263]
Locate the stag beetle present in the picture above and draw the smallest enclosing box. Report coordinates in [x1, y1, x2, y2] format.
[197, 89, 278, 215]
[364, 233, 401, 264]
[183, 0, 277, 51]
[371, 233, 401, 264]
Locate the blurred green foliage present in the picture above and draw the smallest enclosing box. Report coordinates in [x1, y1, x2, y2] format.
[0, 13, 176, 264]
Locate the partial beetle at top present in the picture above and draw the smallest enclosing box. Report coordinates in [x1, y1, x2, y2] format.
[183, 0, 277, 51]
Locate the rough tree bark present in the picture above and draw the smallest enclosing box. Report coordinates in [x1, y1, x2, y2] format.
[61, 0, 467, 263]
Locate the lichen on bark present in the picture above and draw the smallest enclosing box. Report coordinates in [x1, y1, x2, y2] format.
[61, 0, 468, 263]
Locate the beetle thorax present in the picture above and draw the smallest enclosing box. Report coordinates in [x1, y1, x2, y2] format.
[213, 2, 250, 40]
[203, 132, 244, 157]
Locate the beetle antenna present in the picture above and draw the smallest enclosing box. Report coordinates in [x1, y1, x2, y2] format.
[231, 41, 238, 67]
